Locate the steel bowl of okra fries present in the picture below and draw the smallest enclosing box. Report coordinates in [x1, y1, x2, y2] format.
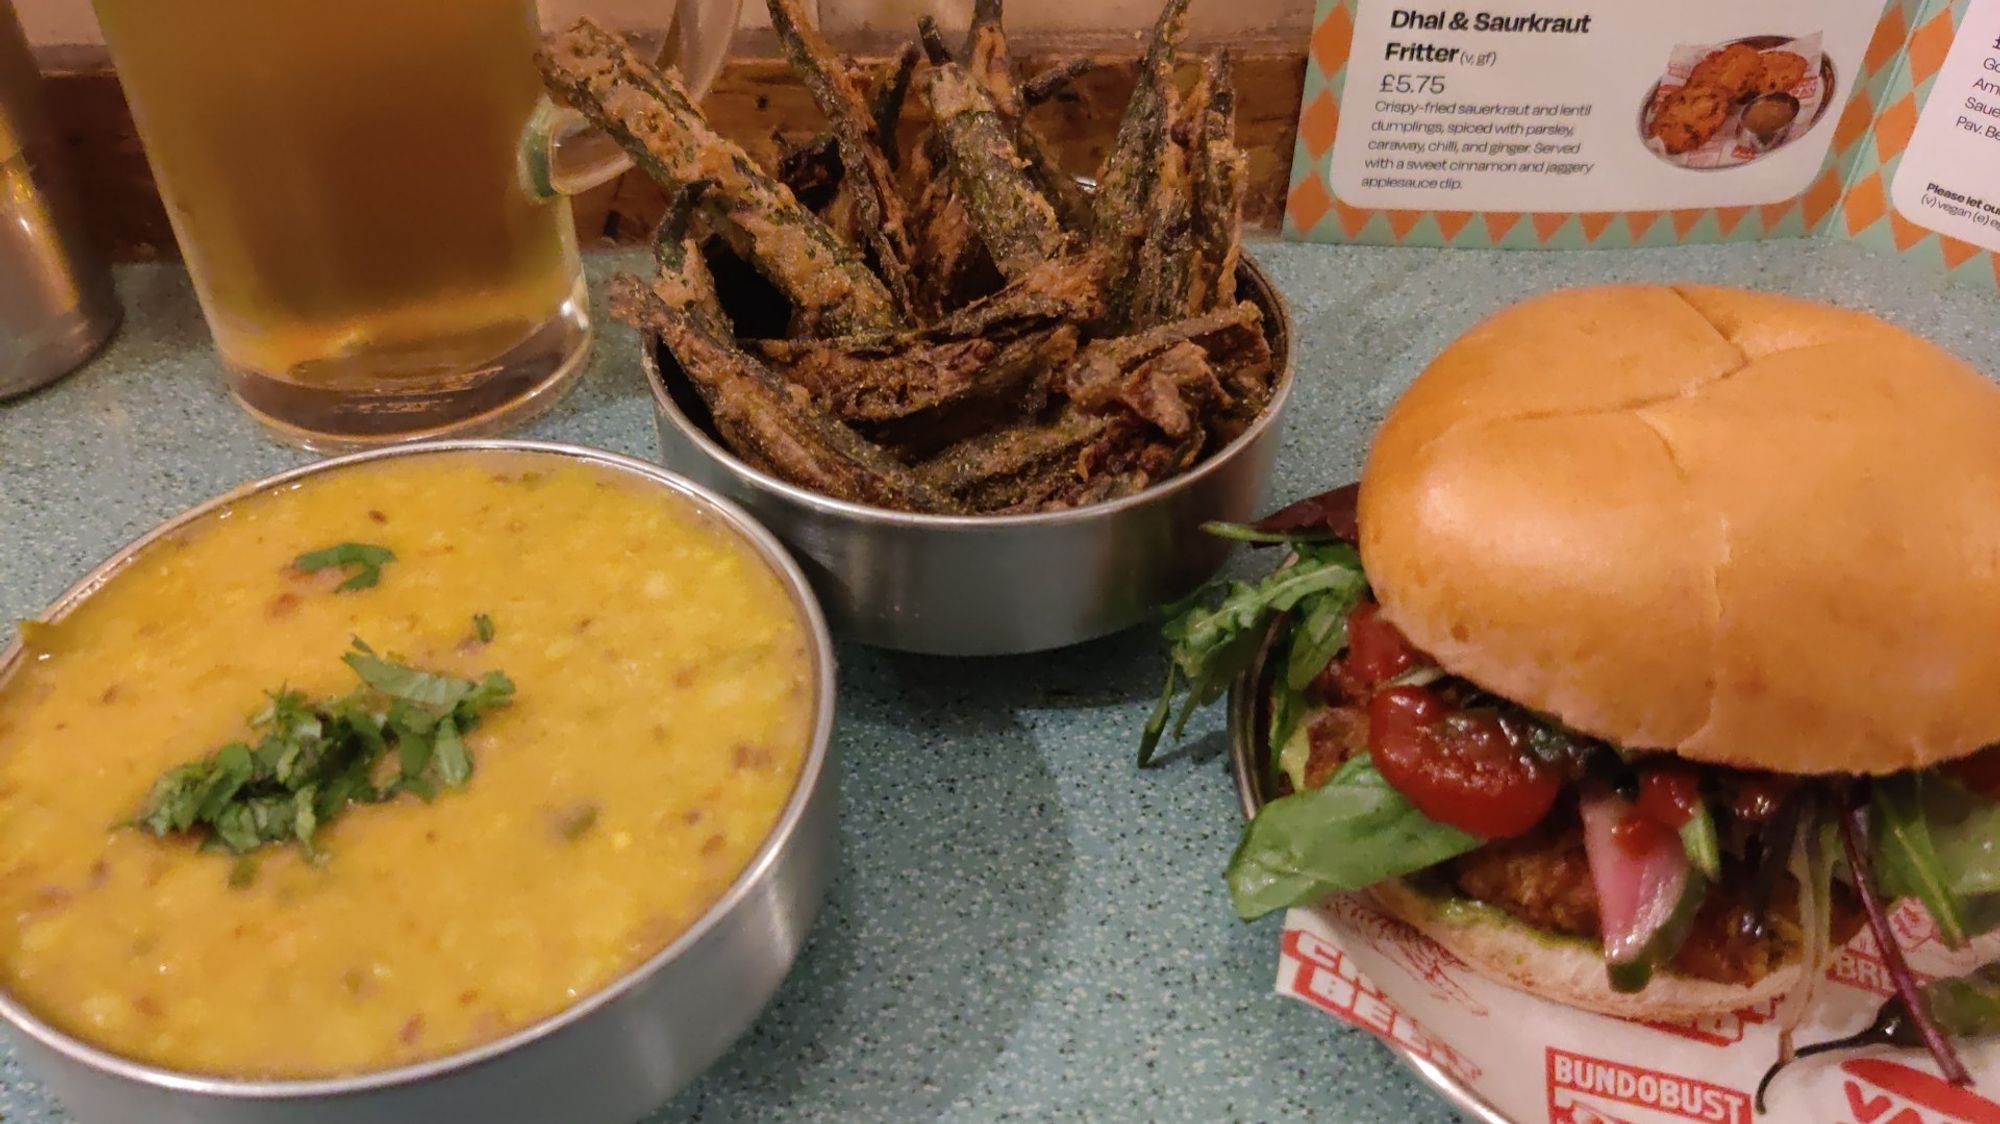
[542, 0, 1294, 655]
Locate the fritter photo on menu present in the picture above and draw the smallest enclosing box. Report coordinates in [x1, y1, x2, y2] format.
[1642, 33, 1831, 169]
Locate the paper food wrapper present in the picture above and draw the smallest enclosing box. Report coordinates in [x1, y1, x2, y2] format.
[1643, 34, 1829, 171]
[1277, 896, 2000, 1123]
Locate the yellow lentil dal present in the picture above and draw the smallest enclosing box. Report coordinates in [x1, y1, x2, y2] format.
[0, 451, 816, 1078]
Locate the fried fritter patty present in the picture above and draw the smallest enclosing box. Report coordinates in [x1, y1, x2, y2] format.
[1451, 820, 1600, 936]
[1450, 817, 1864, 986]
[1752, 50, 1809, 96]
[1300, 705, 1370, 788]
[1282, 696, 1865, 987]
[1649, 84, 1732, 155]
[1687, 43, 1761, 98]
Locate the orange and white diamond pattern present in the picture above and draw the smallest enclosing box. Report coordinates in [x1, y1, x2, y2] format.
[1834, 0, 2000, 288]
[1283, 0, 1996, 289]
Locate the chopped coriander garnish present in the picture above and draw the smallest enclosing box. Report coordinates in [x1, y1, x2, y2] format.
[294, 542, 396, 592]
[130, 638, 514, 860]
[473, 613, 495, 644]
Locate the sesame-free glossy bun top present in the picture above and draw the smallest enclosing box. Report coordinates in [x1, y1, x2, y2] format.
[1358, 284, 2000, 774]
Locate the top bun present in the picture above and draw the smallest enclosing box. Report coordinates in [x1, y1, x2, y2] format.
[1358, 284, 2000, 775]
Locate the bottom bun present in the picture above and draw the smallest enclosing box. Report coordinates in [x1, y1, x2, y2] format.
[1366, 879, 1798, 1022]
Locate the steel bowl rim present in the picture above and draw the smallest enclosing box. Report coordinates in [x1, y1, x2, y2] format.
[0, 438, 839, 1101]
[642, 255, 1297, 531]
[1226, 615, 1513, 1124]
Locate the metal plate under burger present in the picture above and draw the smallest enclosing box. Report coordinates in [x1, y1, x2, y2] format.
[1228, 613, 1513, 1124]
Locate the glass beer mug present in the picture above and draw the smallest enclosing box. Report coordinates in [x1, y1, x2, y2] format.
[93, 0, 738, 450]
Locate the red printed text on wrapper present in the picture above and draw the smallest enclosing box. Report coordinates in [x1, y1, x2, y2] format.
[1326, 897, 1490, 1018]
[1544, 1047, 1751, 1124]
[1278, 927, 1480, 1083]
[1831, 902, 1967, 999]
[1835, 1058, 2000, 1124]
[1833, 934, 1938, 1000]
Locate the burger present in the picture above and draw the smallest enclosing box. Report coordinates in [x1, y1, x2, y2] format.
[1144, 284, 2000, 1076]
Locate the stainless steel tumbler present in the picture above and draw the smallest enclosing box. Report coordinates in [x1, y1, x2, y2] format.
[0, 0, 118, 399]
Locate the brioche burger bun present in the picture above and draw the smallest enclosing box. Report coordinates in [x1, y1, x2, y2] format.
[1359, 283, 2000, 776]
[1339, 283, 2000, 1020]
[1361, 878, 1800, 1022]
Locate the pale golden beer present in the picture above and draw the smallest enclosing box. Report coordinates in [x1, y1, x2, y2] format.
[95, 0, 587, 447]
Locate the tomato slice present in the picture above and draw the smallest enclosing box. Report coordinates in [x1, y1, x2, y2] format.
[1368, 686, 1560, 839]
[1947, 745, 2000, 802]
[1343, 601, 1419, 692]
[1612, 809, 1681, 857]
[1310, 599, 1419, 704]
[1636, 763, 1702, 829]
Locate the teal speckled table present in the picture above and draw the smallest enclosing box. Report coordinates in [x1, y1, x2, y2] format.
[3, 241, 1997, 1124]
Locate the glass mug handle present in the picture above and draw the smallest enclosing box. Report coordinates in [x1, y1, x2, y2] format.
[520, 0, 742, 200]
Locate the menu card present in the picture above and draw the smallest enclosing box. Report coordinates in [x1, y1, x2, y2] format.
[1283, 0, 2000, 292]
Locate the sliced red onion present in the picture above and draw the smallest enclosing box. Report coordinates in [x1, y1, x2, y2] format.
[1581, 782, 1695, 965]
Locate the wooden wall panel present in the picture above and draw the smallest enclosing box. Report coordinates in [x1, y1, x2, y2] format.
[34, 36, 1304, 262]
